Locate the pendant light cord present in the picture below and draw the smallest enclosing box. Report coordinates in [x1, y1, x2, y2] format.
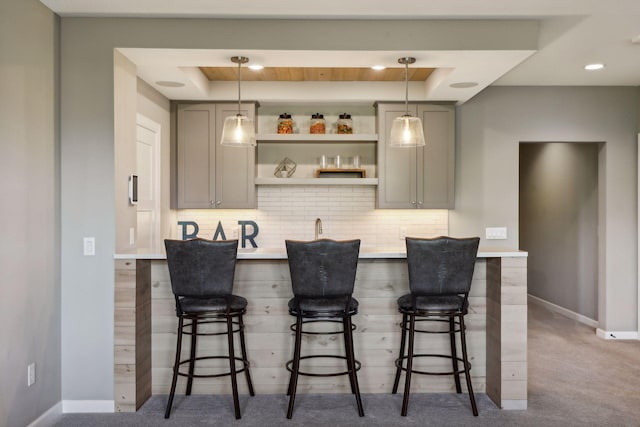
[237, 59, 242, 114]
[404, 60, 409, 115]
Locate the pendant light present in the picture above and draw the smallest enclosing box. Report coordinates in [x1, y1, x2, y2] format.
[220, 56, 256, 147]
[388, 57, 425, 147]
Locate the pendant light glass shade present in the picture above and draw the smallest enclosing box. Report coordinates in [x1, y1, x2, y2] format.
[389, 57, 425, 148]
[221, 56, 256, 147]
[389, 114, 425, 147]
[220, 114, 256, 146]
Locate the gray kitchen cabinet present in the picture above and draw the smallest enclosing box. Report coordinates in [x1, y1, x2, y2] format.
[176, 102, 256, 209]
[376, 102, 455, 209]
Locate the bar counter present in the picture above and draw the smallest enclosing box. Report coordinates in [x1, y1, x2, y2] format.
[114, 248, 527, 413]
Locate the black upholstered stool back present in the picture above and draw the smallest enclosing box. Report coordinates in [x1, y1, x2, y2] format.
[406, 236, 479, 297]
[286, 239, 360, 298]
[165, 238, 237, 299]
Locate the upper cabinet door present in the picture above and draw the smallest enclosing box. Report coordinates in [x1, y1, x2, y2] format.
[176, 104, 217, 209]
[176, 102, 257, 209]
[376, 102, 455, 209]
[215, 103, 257, 209]
[377, 103, 419, 208]
[417, 104, 455, 209]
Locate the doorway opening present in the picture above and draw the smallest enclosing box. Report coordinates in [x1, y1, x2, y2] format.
[519, 142, 600, 325]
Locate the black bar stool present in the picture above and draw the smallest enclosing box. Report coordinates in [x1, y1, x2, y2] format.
[392, 236, 480, 416]
[164, 238, 254, 420]
[284, 239, 364, 419]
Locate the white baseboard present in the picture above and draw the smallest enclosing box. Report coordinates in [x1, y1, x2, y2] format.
[28, 401, 62, 427]
[595, 329, 639, 340]
[62, 400, 115, 413]
[501, 400, 527, 410]
[528, 294, 599, 328]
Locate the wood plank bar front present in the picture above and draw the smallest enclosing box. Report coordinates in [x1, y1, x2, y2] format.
[113, 253, 527, 411]
[486, 257, 528, 409]
[114, 259, 152, 412]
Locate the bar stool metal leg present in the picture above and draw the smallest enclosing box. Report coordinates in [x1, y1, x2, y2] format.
[459, 314, 478, 416]
[392, 313, 408, 394]
[342, 318, 356, 395]
[449, 317, 462, 393]
[286, 371, 293, 396]
[238, 314, 255, 396]
[227, 315, 241, 420]
[401, 314, 416, 416]
[344, 316, 364, 416]
[287, 316, 303, 419]
[186, 318, 198, 395]
[165, 317, 184, 419]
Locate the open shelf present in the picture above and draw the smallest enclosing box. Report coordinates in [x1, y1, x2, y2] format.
[256, 133, 378, 142]
[255, 177, 378, 186]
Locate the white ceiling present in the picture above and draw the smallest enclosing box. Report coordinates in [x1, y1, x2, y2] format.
[40, 0, 640, 103]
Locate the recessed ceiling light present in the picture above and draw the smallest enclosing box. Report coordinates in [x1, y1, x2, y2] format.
[449, 82, 479, 88]
[156, 81, 185, 87]
[584, 63, 605, 71]
[371, 65, 386, 71]
[248, 65, 264, 71]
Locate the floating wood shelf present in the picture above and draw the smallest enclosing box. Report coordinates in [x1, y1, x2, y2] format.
[256, 134, 378, 142]
[315, 168, 367, 178]
[255, 177, 378, 186]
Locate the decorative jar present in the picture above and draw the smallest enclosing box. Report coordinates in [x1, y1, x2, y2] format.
[310, 113, 326, 134]
[277, 113, 293, 134]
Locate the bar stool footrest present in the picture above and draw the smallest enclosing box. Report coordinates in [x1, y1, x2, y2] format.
[395, 353, 470, 376]
[286, 355, 361, 377]
[176, 355, 250, 378]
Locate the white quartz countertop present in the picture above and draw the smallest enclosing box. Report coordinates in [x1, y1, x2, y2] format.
[114, 247, 527, 260]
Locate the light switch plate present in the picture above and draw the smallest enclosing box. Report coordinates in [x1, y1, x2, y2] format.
[486, 227, 507, 240]
[83, 237, 95, 256]
[28, 363, 36, 387]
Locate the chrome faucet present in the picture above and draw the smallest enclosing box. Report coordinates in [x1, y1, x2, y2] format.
[315, 218, 323, 240]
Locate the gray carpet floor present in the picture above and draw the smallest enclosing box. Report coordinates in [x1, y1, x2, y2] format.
[54, 303, 640, 426]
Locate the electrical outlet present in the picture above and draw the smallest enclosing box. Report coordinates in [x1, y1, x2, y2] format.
[129, 227, 135, 245]
[399, 226, 407, 240]
[83, 237, 95, 256]
[27, 363, 36, 387]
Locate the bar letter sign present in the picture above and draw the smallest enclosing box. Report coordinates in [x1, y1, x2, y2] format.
[178, 220, 259, 248]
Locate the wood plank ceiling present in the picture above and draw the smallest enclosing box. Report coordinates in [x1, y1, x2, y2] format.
[199, 67, 434, 81]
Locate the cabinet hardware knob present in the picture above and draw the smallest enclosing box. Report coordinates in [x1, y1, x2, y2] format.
[216, 200, 222, 205]
[418, 201, 423, 205]
[411, 201, 416, 205]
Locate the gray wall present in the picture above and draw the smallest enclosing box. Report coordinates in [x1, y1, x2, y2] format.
[0, 0, 61, 425]
[58, 17, 539, 401]
[57, 18, 639, 401]
[519, 143, 599, 320]
[451, 86, 638, 331]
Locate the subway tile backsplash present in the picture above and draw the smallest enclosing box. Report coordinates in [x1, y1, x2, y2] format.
[176, 186, 448, 249]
